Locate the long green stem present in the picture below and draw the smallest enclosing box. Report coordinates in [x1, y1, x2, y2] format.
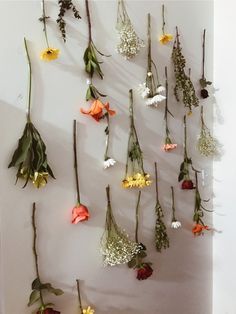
[171, 187, 176, 221]
[85, 0, 92, 44]
[135, 191, 141, 243]
[73, 120, 81, 204]
[164, 66, 169, 137]
[154, 162, 159, 202]
[184, 115, 187, 157]
[32, 203, 45, 307]
[24, 38, 32, 122]
[202, 29, 206, 79]
[104, 113, 110, 160]
[41, 0, 50, 48]
[76, 279, 83, 314]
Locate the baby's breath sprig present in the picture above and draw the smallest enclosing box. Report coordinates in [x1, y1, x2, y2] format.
[154, 162, 169, 252]
[172, 27, 199, 114]
[122, 90, 151, 189]
[197, 106, 218, 157]
[100, 185, 140, 266]
[199, 29, 212, 99]
[116, 0, 144, 59]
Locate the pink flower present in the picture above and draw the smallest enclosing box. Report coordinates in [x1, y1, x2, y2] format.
[71, 204, 90, 224]
[163, 143, 177, 152]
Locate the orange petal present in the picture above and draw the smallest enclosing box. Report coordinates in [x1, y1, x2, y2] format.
[104, 103, 116, 116]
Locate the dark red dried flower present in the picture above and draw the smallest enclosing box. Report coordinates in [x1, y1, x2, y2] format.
[201, 89, 209, 99]
[136, 263, 153, 280]
[37, 308, 60, 314]
[181, 179, 194, 190]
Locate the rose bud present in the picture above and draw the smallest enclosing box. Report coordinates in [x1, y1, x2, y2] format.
[71, 204, 90, 224]
[136, 263, 153, 280]
[181, 179, 194, 190]
[201, 89, 209, 99]
[37, 308, 60, 314]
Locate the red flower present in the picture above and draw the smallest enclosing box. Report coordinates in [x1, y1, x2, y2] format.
[71, 204, 90, 224]
[192, 223, 210, 236]
[181, 179, 194, 190]
[136, 263, 153, 280]
[37, 308, 60, 314]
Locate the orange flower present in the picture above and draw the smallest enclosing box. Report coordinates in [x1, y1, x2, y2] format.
[163, 143, 177, 152]
[81, 99, 116, 121]
[192, 223, 210, 236]
[71, 204, 90, 224]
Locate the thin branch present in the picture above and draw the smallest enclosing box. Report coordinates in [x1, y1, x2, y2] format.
[73, 120, 81, 204]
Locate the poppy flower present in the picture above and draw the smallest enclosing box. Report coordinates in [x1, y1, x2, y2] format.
[192, 223, 210, 235]
[181, 179, 194, 190]
[37, 308, 60, 314]
[136, 263, 153, 280]
[71, 204, 90, 224]
[81, 99, 116, 122]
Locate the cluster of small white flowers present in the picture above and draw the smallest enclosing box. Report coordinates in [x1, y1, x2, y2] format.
[145, 93, 166, 107]
[116, 20, 145, 60]
[137, 83, 150, 99]
[171, 220, 182, 229]
[104, 158, 116, 169]
[197, 128, 218, 157]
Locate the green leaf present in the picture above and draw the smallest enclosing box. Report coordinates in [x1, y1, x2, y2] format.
[31, 278, 41, 290]
[138, 250, 147, 258]
[28, 290, 40, 306]
[178, 172, 184, 182]
[86, 86, 92, 101]
[127, 258, 136, 269]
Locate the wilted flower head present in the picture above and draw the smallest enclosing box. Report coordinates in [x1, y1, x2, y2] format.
[83, 306, 95, 314]
[192, 223, 210, 236]
[122, 173, 151, 189]
[71, 204, 90, 224]
[171, 220, 182, 229]
[81, 99, 116, 122]
[104, 158, 116, 169]
[37, 309, 60, 314]
[145, 94, 166, 107]
[136, 263, 153, 280]
[137, 83, 150, 99]
[159, 33, 173, 45]
[40, 48, 60, 61]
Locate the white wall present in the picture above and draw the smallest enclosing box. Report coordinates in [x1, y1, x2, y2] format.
[0, 1, 213, 314]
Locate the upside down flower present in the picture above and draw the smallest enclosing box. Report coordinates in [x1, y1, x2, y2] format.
[83, 307, 95, 314]
[32, 171, 49, 188]
[37, 309, 60, 314]
[71, 204, 89, 224]
[122, 173, 151, 189]
[81, 99, 116, 122]
[192, 223, 210, 236]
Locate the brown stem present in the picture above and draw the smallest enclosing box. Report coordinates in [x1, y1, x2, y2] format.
[147, 13, 151, 72]
[171, 186, 176, 221]
[162, 4, 165, 35]
[184, 115, 187, 157]
[76, 279, 83, 314]
[41, 0, 50, 48]
[73, 120, 81, 204]
[154, 162, 159, 202]
[202, 29, 206, 79]
[175, 26, 180, 46]
[85, 0, 92, 43]
[164, 66, 169, 136]
[135, 191, 141, 243]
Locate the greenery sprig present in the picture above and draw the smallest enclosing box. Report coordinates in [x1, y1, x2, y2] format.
[57, 0, 81, 42]
[172, 27, 199, 114]
[28, 203, 63, 313]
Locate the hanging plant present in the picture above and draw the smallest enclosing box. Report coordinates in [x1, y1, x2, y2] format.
[197, 106, 218, 157]
[138, 13, 166, 107]
[199, 29, 212, 99]
[162, 66, 177, 151]
[28, 203, 63, 314]
[39, 0, 60, 61]
[192, 170, 212, 235]
[128, 191, 153, 280]
[122, 89, 152, 189]
[159, 4, 173, 45]
[8, 38, 55, 188]
[71, 120, 90, 224]
[101, 185, 140, 266]
[154, 162, 169, 252]
[56, 0, 81, 42]
[178, 115, 195, 190]
[170, 187, 181, 229]
[116, 0, 144, 59]
[76, 279, 95, 314]
[172, 27, 199, 114]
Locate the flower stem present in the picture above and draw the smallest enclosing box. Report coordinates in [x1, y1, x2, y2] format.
[164, 66, 169, 137]
[162, 4, 165, 35]
[104, 113, 110, 160]
[76, 279, 83, 314]
[184, 115, 187, 157]
[171, 186, 176, 221]
[73, 120, 81, 204]
[202, 29, 206, 80]
[85, 0, 92, 44]
[135, 191, 141, 243]
[200, 105, 206, 129]
[154, 162, 159, 202]
[24, 38, 32, 122]
[147, 13, 151, 72]
[32, 203, 45, 307]
[41, 0, 50, 48]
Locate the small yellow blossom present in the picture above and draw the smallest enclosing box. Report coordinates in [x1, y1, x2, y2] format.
[159, 34, 173, 45]
[40, 48, 60, 61]
[187, 110, 193, 116]
[83, 306, 95, 314]
[32, 171, 48, 188]
[122, 173, 152, 189]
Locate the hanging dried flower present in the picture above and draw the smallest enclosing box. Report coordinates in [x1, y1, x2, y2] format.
[128, 191, 153, 280]
[138, 14, 165, 107]
[56, 0, 81, 42]
[178, 115, 195, 190]
[103, 113, 116, 169]
[172, 27, 199, 114]
[163, 66, 177, 152]
[170, 187, 181, 229]
[116, 0, 144, 59]
[199, 29, 212, 98]
[154, 162, 169, 252]
[76, 279, 95, 314]
[71, 120, 90, 224]
[197, 106, 218, 157]
[8, 38, 55, 188]
[39, 0, 60, 61]
[159, 5, 173, 45]
[28, 203, 63, 313]
[122, 90, 152, 189]
[192, 170, 212, 236]
[101, 185, 140, 266]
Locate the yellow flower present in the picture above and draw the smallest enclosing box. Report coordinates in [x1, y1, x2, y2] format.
[40, 48, 60, 61]
[32, 171, 48, 188]
[83, 306, 95, 314]
[159, 34, 173, 45]
[122, 173, 152, 189]
[187, 110, 193, 116]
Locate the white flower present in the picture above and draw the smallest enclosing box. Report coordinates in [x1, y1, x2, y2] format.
[145, 94, 166, 106]
[104, 158, 116, 169]
[156, 85, 166, 93]
[137, 83, 150, 99]
[171, 220, 182, 229]
[86, 78, 91, 85]
[147, 72, 152, 77]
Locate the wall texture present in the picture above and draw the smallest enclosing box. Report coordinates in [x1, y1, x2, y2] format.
[0, 1, 213, 314]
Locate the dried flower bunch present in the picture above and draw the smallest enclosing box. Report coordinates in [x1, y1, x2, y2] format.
[128, 191, 153, 280]
[199, 29, 212, 99]
[172, 27, 199, 114]
[28, 203, 63, 314]
[192, 170, 211, 235]
[76, 279, 95, 314]
[159, 4, 173, 45]
[71, 120, 90, 224]
[138, 13, 166, 107]
[154, 162, 169, 252]
[39, 0, 60, 61]
[163, 66, 177, 151]
[122, 89, 151, 189]
[197, 106, 218, 157]
[101, 185, 140, 266]
[116, 0, 144, 59]
[170, 187, 181, 229]
[178, 115, 195, 190]
[57, 0, 81, 42]
[8, 38, 55, 188]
